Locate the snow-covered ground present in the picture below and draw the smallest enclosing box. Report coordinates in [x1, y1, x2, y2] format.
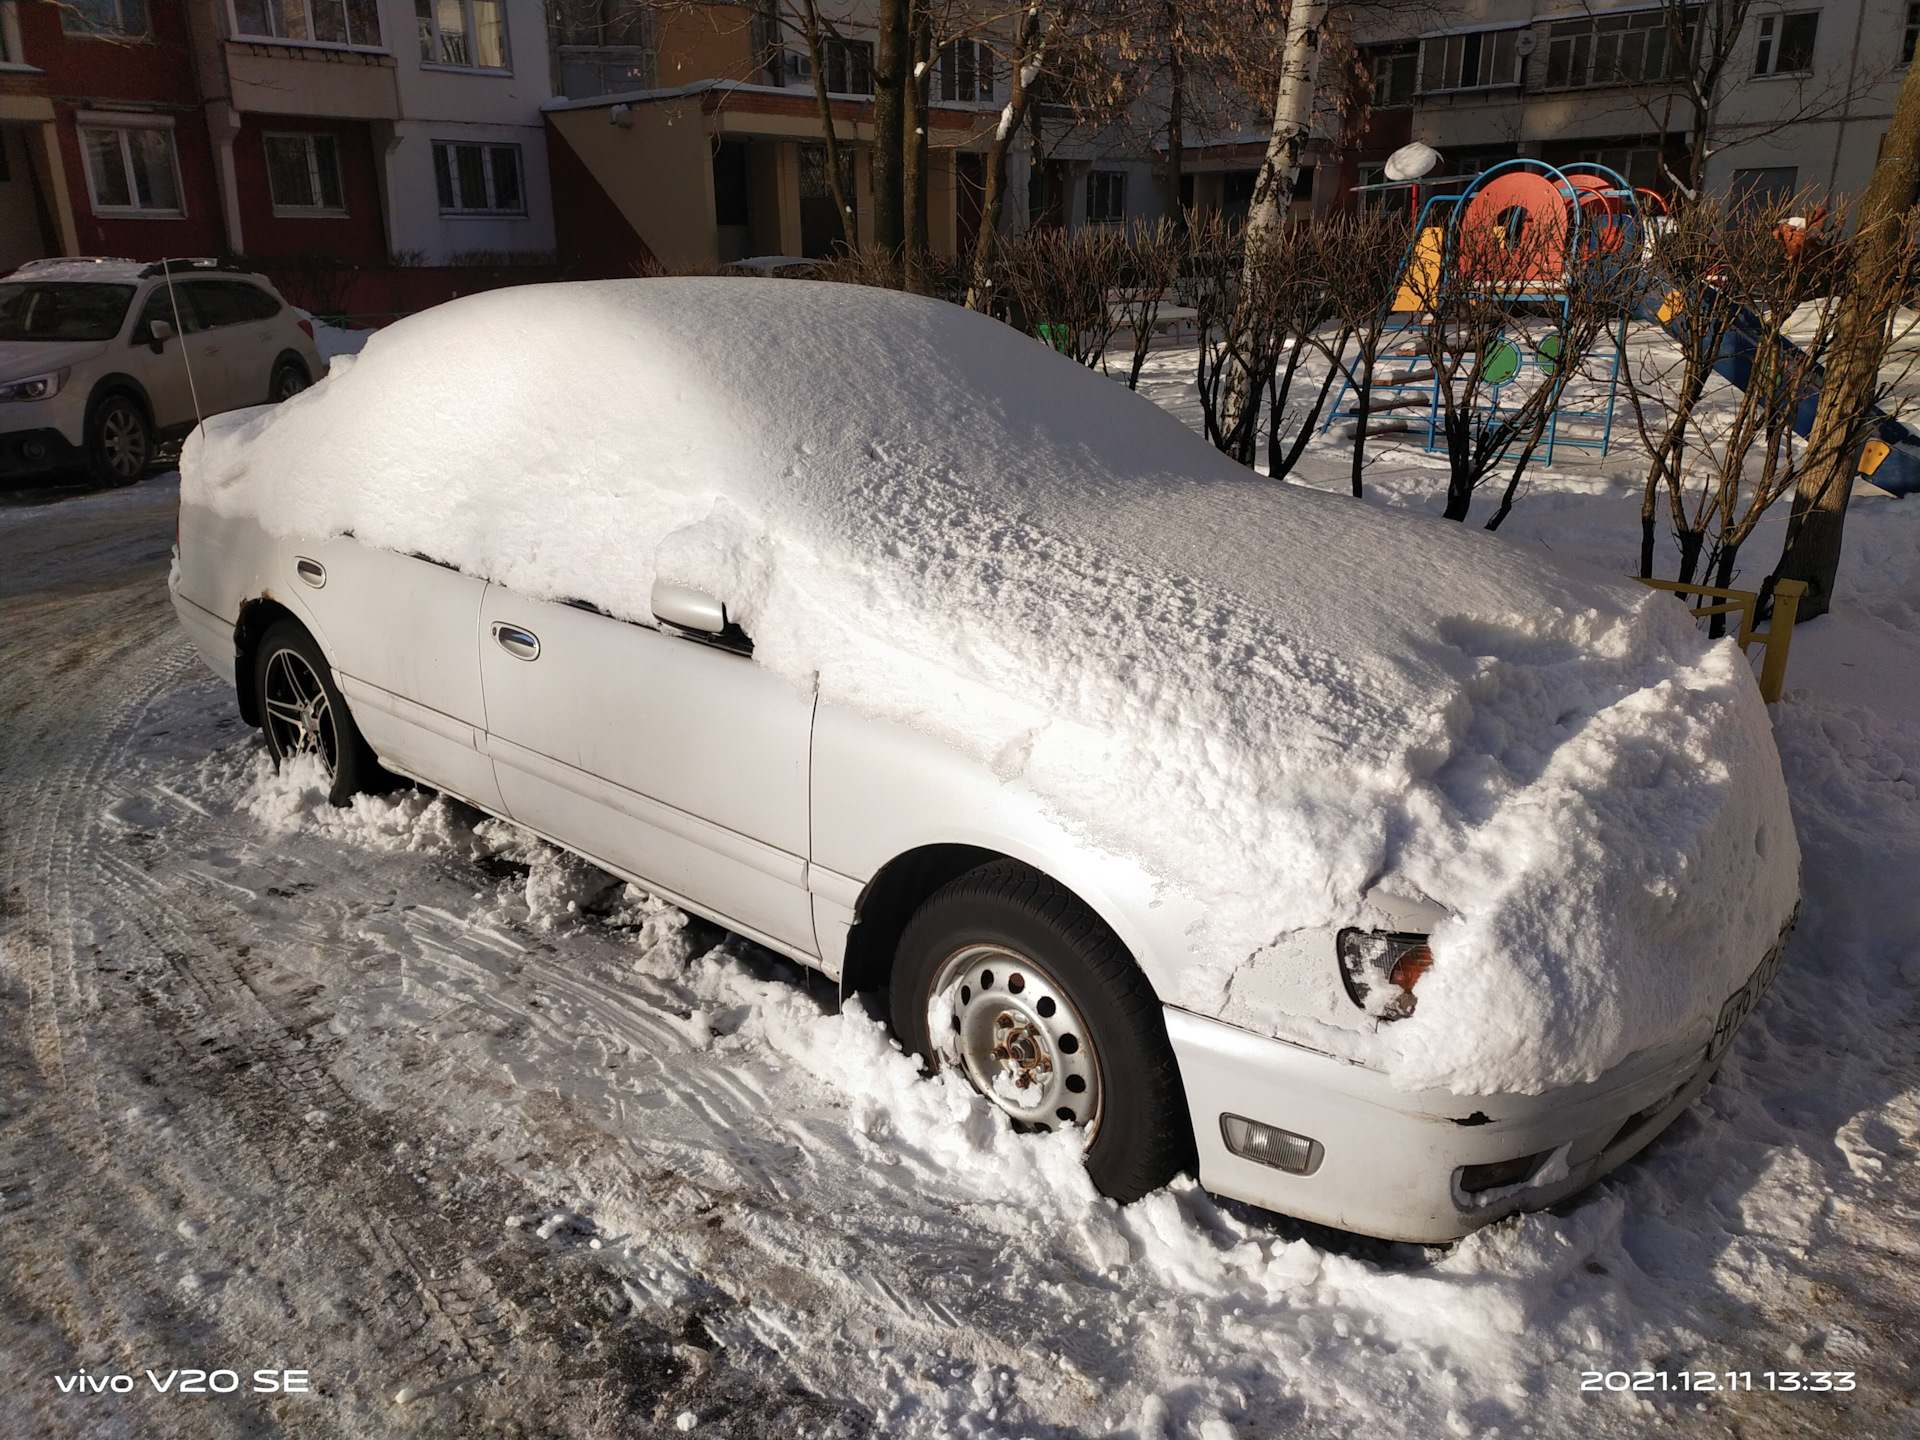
[2, 331, 1916, 1440]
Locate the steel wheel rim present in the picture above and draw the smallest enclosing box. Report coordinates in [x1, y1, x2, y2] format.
[261, 646, 338, 777]
[928, 943, 1104, 1139]
[100, 406, 148, 478]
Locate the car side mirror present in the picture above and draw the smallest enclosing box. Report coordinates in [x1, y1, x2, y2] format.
[650, 580, 726, 635]
[147, 319, 174, 353]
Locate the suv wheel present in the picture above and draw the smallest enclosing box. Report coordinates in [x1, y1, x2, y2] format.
[87, 393, 151, 486]
[271, 360, 310, 402]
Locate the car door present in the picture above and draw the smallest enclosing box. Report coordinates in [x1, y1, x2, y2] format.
[288, 537, 505, 814]
[476, 587, 818, 957]
[226, 280, 287, 404]
[128, 283, 204, 430]
[178, 279, 250, 414]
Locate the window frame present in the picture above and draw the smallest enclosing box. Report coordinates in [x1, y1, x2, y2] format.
[1752, 10, 1819, 77]
[1416, 25, 1526, 95]
[415, 0, 511, 71]
[1541, 6, 1697, 92]
[263, 130, 349, 217]
[1365, 43, 1419, 109]
[822, 34, 874, 96]
[60, 0, 150, 40]
[431, 139, 526, 216]
[1085, 169, 1126, 225]
[77, 117, 184, 218]
[225, 0, 386, 53]
[937, 36, 995, 104]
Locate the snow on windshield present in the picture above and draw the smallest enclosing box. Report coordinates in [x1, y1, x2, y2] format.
[181, 278, 1799, 1095]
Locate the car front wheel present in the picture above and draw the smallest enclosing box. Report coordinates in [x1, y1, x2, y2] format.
[86, 393, 151, 486]
[890, 861, 1195, 1203]
[253, 620, 386, 806]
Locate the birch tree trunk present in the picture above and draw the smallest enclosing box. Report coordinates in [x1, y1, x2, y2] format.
[968, 4, 1047, 309]
[1242, 0, 1325, 262]
[1769, 50, 1920, 618]
[1222, 0, 1325, 443]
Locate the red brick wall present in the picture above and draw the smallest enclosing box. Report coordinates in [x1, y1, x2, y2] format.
[232, 115, 387, 267]
[16, 0, 226, 257]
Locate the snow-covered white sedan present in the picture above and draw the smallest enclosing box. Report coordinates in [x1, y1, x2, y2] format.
[171, 279, 1799, 1242]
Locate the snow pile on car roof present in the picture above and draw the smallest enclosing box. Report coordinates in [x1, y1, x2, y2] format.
[182, 278, 1799, 1095]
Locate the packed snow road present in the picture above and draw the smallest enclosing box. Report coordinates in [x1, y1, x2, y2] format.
[3, 464, 1918, 1440]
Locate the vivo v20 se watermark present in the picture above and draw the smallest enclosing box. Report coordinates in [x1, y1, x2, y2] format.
[53, 1369, 311, 1395]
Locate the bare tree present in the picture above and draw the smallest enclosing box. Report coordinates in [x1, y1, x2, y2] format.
[1615, 191, 1909, 600]
[1772, 47, 1920, 618]
[1109, 218, 1184, 389]
[1316, 209, 1413, 499]
[796, 0, 858, 249]
[1404, 195, 1632, 524]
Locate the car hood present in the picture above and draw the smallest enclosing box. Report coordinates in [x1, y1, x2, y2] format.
[0, 338, 107, 383]
[182, 279, 1800, 1095]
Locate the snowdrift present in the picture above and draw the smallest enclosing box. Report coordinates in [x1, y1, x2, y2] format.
[182, 278, 1800, 1095]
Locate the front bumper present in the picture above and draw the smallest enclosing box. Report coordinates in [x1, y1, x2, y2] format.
[1166, 923, 1793, 1242]
[0, 426, 84, 480]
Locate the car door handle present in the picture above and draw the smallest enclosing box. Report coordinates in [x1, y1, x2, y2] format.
[294, 556, 326, 587]
[492, 622, 540, 661]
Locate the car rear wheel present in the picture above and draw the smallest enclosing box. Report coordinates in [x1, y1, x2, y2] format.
[890, 860, 1194, 1203]
[86, 393, 151, 486]
[253, 620, 385, 806]
[271, 360, 310, 403]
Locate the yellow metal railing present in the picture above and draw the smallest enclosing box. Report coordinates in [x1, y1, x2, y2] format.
[1634, 576, 1808, 703]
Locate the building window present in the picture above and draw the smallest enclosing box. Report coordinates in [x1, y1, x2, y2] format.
[938, 37, 993, 102]
[1545, 9, 1695, 89]
[433, 141, 523, 213]
[1730, 165, 1799, 208]
[265, 132, 347, 215]
[1419, 28, 1522, 92]
[1577, 144, 1664, 189]
[230, 0, 382, 48]
[823, 35, 873, 95]
[1753, 12, 1818, 75]
[1366, 44, 1418, 108]
[80, 122, 181, 215]
[553, 0, 647, 46]
[416, 0, 508, 70]
[60, 0, 148, 38]
[1086, 169, 1126, 224]
[1906, 3, 1919, 64]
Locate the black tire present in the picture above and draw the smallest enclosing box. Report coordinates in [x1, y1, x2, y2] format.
[890, 860, 1195, 1203]
[85, 392, 151, 486]
[252, 620, 386, 806]
[271, 359, 310, 403]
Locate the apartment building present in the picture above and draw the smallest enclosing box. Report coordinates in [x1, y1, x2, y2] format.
[1, 0, 559, 306]
[540, 0, 1308, 269]
[1335, 1, 1912, 209]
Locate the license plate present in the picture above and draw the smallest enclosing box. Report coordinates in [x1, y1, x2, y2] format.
[1707, 918, 1795, 1065]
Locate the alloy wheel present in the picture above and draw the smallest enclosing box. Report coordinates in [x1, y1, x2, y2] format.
[260, 645, 339, 778]
[99, 404, 149, 479]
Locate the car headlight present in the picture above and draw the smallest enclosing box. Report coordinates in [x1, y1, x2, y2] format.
[1337, 929, 1434, 1020]
[0, 369, 67, 403]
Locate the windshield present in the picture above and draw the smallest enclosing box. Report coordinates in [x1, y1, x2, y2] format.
[0, 282, 138, 341]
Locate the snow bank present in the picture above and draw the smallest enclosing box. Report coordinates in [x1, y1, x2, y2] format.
[182, 278, 1798, 1094]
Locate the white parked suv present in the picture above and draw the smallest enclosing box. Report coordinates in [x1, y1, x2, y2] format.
[0, 256, 322, 484]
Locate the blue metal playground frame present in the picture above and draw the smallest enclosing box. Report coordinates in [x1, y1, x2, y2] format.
[1321, 158, 1645, 466]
